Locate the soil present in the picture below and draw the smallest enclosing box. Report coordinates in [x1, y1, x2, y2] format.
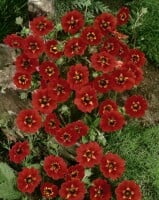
[138, 64, 159, 125]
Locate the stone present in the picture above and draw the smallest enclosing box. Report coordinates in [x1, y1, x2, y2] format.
[28, 0, 55, 19]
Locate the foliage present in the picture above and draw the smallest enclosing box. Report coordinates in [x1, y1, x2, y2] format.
[0, 162, 22, 200]
[54, 0, 110, 22]
[104, 122, 159, 200]
[0, 2, 154, 200]
[121, 0, 159, 65]
[0, 0, 28, 42]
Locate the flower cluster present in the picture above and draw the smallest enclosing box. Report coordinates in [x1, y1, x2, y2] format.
[5, 7, 146, 200]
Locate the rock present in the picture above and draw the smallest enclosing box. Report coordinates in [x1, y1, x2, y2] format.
[0, 44, 17, 90]
[0, 44, 15, 69]
[28, 0, 55, 19]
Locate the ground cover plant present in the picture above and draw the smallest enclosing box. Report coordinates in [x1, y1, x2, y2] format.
[0, 2, 158, 200]
[118, 0, 159, 65]
[0, 0, 28, 43]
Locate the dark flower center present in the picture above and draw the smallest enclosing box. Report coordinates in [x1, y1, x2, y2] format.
[23, 60, 30, 68]
[104, 105, 113, 112]
[39, 96, 51, 107]
[67, 185, 78, 198]
[101, 20, 110, 29]
[56, 84, 65, 95]
[18, 75, 28, 84]
[71, 170, 78, 178]
[44, 187, 53, 197]
[106, 43, 114, 51]
[29, 42, 39, 51]
[49, 120, 56, 128]
[50, 45, 58, 53]
[87, 32, 96, 42]
[45, 66, 54, 76]
[106, 160, 117, 172]
[108, 118, 116, 126]
[131, 54, 139, 63]
[116, 74, 128, 84]
[63, 132, 70, 141]
[82, 93, 93, 106]
[13, 41, 20, 47]
[131, 101, 141, 112]
[99, 56, 108, 66]
[16, 147, 22, 154]
[38, 22, 46, 31]
[72, 43, 80, 53]
[24, 116, 35, 127]
[69, 17, 78, 28]
[99, 79, 108, 87]
[84, 150, 96, 162]
[73, 71, 83, 82]
[120, 13, 127, 21]
[123, 188, 134, 199]
[94, 187, 103, 197]
[25, 175, 33, 183]
[51, 163, 60, 171]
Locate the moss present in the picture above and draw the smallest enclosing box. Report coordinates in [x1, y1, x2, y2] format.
[104, 122, 159, 199]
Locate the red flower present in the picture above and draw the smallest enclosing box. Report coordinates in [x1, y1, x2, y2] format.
[13, 71, 31, 90]
[45, 39, 63, 59]
[121, 62, 144, 86]
[67, 64, 89, 90]
[124, 95, 148, 118]
[23, 35, 44, 58]
[112, 30, 129, 40]
[17, 167, 41, 193]
[43, 155, 67, 180]
[115, 180, 142, 200]
[16, 109, 42, 133]
[40, 182, 58, 199]
[9, 141, 30, 164]
[30, 16, 54, 36]
[125, 48, 146, 68]
[3, 34, 23, 48]
[59, 179, 86, 200]
[100, 111, 125, 132]
[74, 86, 98, 113]
[92, 74, 111, 93]
[117, 7, 130, 26]
[94, 13, 117, 36]
[98, 99, 118, 116]
[101, 37, 120, 56]
[55, 126, 79, 146]
[76, 142, 103, 168]
[81, 26, 102, 45]
[100, 153, 125, 180]
[89, 178, 112, 200]
[91, 51, 116, 73]
[64, 37, 87, 58]
[48, 78, 71, 103]
[117, 40, 130, 60]
[15, 53, 38, 74]
[110, 69, 135, 92]
[44, 113, 60, 136]
[39, 61, 59, 81]
[68, 120, 89, 138]
[65, 164, 85, 181]
[32, 88, 57, 114]
[61, 10, 84, 34]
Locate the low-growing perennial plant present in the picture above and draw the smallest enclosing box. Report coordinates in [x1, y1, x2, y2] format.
[4, 7, 148, 200]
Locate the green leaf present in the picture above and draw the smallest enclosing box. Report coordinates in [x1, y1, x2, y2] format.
[0, 182, 21, 200]
[0, 162, 22, 199]
[81, 136, 88, 144]
[0, 162, 15, 183]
